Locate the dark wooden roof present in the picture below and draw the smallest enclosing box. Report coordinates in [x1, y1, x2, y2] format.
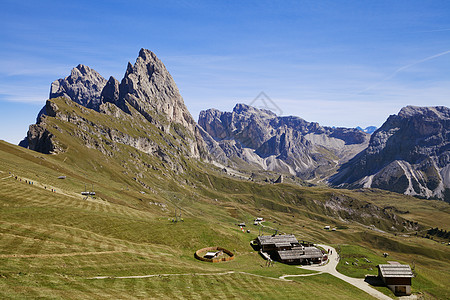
[378, 264, 414, 278]
[257, 234, 298, 246]
[274, 242, 292, 248]
[278, 249, 305, 260]
[302, 247, 323, 258]
[278, 247, 323, 260]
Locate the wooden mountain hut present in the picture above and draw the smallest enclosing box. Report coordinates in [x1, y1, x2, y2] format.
[377, 264, 414, 296]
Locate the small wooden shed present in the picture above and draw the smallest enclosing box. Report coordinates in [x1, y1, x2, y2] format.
[204, 251, 222, 259]
[377, 264, 413, 296]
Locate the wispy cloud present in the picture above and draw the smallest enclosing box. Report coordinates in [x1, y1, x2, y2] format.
[0, 84, 48, 104]
[418, 28, 450, 33]
[358, 49, 450, 94]
[273, 83, 450, 128]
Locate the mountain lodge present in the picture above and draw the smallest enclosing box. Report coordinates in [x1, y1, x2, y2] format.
[256, 234, 324, 264]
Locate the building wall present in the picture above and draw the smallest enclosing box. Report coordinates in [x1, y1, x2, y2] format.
[387, 284, 411, 296]
[261, 244, 277, 252]
[385, 277, 411, 286]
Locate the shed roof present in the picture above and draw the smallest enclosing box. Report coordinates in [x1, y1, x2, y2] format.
[278, 249, 305, 260]
[378, 264, 414, 278]
[278, 247, 323, 260]
[303, 247, 323, 258]
[275, 242, 293, 248]
[257, 234, 298, 246]
[204, 251, 220, 258]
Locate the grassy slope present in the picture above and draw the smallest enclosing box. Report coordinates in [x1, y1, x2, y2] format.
[0, 141, 377, 299]
[1, 142, 449, 299]
[0, 98, 448, 299]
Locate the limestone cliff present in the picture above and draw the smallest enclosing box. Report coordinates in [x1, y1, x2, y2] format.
[22, 49, 208, 162]
[50, 64, 107, 111]
[331, 106, 450, 201]
[198, 104, 370, 180]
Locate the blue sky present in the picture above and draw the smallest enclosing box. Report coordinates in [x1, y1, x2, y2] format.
[1, 0, 450, 144]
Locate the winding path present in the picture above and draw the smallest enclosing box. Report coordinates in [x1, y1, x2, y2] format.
[295, 244, 393, 300]
[87, 244, 393, 299]
[90, 271, 287, 281]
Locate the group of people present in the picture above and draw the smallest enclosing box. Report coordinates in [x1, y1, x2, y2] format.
[265, 258, 274, 267]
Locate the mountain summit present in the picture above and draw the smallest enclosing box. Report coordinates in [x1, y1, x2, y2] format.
[21, 49, 207, 161]
[331, 106, 450, 201]
[198, 104, 370, 180]
[19, 50, 450, 201]
[119, 49, 197, 130]
[50, 64, 108, 111]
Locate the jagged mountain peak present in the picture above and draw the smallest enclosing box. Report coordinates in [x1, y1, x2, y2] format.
[23, 48, 208, 160]
[50, 63, 107, 111]
[199, 104, 370, 180]
[332, 105, 450, 201]
[119, 48, 194, 127]
[138, 48, 158, 61]
[100, 76, 120, 105]
[73, 64, 94, 75]
[232, 103, 277, 118]
[398, 105, 450, 119]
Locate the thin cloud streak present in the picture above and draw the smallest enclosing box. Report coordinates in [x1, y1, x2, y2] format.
[418, 28, 450, 33]
[358, 49, 450, 94]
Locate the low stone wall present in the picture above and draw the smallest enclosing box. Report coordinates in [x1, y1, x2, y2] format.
[194, 246, 235, 263]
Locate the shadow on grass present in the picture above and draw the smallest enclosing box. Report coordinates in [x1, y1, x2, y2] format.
[364, 275, 384, 287]
[250, 242, 259, 251]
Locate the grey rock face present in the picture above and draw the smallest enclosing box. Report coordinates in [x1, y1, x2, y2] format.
[25, 101, 64, 154]
[119, 49, 194, 127]
[198, 104, 370, 180]
[117, 48, 205, 158]
[101, 76, 120, 104]
[50, 64, 107, 110]
[198, 104, 278, 149]
[331, 106, 450, 201]
[197, 125, 229, 164]
[24, 49, 208, 160]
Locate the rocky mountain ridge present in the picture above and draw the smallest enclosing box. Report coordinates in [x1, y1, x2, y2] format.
[331, 106, 450, 202]
[21, 49, 207, 161]
[50, 64, 107, 111]
[19, 49, 449, 201]
[198, 104, 370, 180]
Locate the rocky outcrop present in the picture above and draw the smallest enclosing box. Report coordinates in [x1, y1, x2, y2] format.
[198, 104, 370, 180]
[24, 101, 64, 154]
[23, 49, 207, 160]
[25, 123, 58, 154]
[119, 49, 193, 127]
[118, 49, 205, 158]
[50, 64, 107, 110]
[331, 106, 450, 201]
[100, 76, 120, 105]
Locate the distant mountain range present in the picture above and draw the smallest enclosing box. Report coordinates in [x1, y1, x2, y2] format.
[331, 106, 450, 201]
[198, 105, 370, 180]
[356, 126, 377, 134]
[19, 49, 450, 202]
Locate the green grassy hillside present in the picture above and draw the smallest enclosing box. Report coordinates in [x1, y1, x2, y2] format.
[0, 97, 448, 299]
